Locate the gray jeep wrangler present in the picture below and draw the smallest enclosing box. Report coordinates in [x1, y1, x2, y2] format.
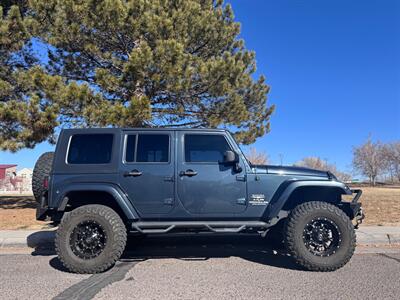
[33, 128, 364, 273]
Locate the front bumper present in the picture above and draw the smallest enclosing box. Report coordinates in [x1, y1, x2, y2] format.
[338, 189, 365, 228]
[350, 189, 365, 228]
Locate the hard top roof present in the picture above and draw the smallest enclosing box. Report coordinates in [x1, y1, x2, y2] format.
[61, 127, 228, 133]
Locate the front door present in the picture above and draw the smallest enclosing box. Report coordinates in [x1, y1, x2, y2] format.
[176, 132, 247, 215]
[119, 131, 175, 216]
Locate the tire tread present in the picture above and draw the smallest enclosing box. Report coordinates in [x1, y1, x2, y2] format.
[32, 152, 54, 202]
[55, 204, 127, 274]
[284, 201, 356, 272]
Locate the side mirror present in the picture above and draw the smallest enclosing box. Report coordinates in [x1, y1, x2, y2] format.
[223, 150, 237, 163]
[223, 150, 242, 173]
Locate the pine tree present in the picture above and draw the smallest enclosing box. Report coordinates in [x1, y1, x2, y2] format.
[0, 0, 274, 151]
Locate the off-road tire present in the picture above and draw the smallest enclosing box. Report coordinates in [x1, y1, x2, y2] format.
[55, 205, 127, 274]
[284, 201, 356, 272]
[32, 152, 54, 202]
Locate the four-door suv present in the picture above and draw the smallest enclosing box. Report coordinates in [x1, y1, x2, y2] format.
[33, 128, 364, 273]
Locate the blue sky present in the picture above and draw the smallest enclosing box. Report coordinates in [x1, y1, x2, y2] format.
[1, 0, 399, 173]
[232, 0, 400, 172]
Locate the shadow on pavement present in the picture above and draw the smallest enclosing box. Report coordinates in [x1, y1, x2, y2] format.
[49, 256, 70, 272]
[28, 233, 301, 272]
[0, 196, 36, 209]
[27, 230, 55, 252]
[124, 234, 300, 270]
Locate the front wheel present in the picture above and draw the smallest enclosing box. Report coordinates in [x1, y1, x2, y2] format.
[284, 201, 355, 271]
[55, 205, 127, 274]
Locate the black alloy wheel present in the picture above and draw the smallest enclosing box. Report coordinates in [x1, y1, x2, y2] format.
[70, 220, 107, 260]
[302, 217, 341, 257]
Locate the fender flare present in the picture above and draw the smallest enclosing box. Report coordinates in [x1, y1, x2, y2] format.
[57, 183, 139, 220]
[264, 180, 351, 220]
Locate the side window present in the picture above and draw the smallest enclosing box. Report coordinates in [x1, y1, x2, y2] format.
[67, 134, 113, 164]
[185, 134, 231, 163]
[136, 134, 169, 163]
[125, 135, 136, 162]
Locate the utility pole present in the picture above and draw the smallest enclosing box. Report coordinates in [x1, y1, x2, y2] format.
[279, 153, 283, 166]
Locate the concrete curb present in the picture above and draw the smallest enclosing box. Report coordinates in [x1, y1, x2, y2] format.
[0, 226, 399, 249]
[355, 226, 400, 244]
[0, 229, 55, 249]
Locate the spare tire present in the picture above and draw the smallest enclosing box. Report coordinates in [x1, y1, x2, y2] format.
[32, 152, 54, 202]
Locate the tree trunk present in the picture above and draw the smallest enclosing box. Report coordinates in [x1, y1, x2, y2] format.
[372, 176, 376, 186]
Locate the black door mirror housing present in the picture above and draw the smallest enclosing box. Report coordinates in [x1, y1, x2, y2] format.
[223, 150, 242, 173]
[223, 150, 237, 163]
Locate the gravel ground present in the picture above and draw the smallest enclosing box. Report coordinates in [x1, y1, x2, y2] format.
[0, 235, 399, 300]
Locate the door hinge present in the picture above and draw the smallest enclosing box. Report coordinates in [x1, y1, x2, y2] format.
[236, 175, 246, 181]
[237, 198, 246, 205]
[164, 198, 174, 205]
[163, 176, 174, 182]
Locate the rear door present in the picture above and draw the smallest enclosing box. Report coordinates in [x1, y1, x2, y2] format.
[119, 131, 175, 216]
[176, 132, 247, 215]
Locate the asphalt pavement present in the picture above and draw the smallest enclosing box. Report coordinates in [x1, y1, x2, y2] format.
[1, 234, 399, 300]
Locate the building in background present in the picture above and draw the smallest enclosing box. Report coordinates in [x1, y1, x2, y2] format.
[0, 164, 17, 180]
[16, 168, 33, 193]
[0, 164, 33, 194]
[0, 164, 17, 192]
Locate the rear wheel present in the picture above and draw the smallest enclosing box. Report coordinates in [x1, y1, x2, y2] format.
[55, 205, 127, 274]
[284, 201, 355, 271]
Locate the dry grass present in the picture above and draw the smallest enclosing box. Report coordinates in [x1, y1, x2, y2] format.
[0, 187, 399, 230]
[343, 187, 400, 226]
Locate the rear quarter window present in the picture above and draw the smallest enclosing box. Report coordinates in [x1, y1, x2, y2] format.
[67, 134, 114, 164]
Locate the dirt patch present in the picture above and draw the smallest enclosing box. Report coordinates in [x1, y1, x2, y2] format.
[0, 196, 50, 230]
[0, 187, 399, 230]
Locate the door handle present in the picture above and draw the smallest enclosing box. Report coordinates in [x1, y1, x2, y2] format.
[179, 169, 198, 177]
[124, 169, 142, 177]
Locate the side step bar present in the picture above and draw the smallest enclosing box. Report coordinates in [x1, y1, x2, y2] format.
[130, 221, 269, 234]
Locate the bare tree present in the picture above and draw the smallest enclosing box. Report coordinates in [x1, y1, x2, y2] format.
[336, 171, 352, 183]
[296, 157, 326, 170]
[246, 147, 269, 165]
[382, 142, 400, 183]
[352, 138, 385, 186]
[295, 156, 351, 182]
